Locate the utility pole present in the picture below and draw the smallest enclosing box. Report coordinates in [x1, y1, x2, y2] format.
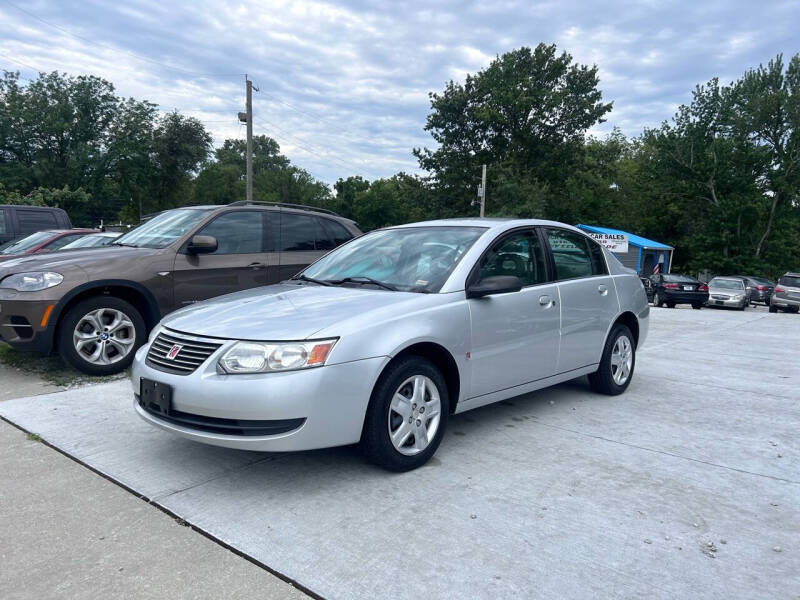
[477, 164, 487, 217]
[238, 75, 257, 203]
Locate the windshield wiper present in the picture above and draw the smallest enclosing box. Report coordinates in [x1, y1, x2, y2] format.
[329, 276, 397, 291]
[112, 242, 139, 248]
[291, 274, 333, 286]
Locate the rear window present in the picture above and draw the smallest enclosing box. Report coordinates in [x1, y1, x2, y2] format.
[662, 274, 696, 283]
[779, 275, 800, 288]
[17, 209, 58, 233]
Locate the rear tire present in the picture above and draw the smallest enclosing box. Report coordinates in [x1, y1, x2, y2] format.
[58, 296, 146, 376]
[666, 301, 676, 308]
[589, 324, 635, 396]
[361, 356, 449, 472]
[692, 303, 702, 310]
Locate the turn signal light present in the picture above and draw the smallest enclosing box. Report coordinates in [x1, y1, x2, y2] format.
[663, 283, 679, 289]
[698, 284, 708, 292]
[774, 286, 785, 293]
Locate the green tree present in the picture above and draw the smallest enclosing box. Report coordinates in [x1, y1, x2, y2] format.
[415, 44, 612, 217]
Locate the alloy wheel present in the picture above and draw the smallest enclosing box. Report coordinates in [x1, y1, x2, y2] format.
[72, 308, 136, 365]
[387, 375, 442, 456]
[610, 335, 633, 386]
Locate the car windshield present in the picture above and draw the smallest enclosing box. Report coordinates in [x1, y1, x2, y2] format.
[779, 275, 800, 288]
[0, 230, 54, 255]
[113, 209, 211, 249]
[301, 226, 487, 293]
[662, 274, 695, 283]
[710, 278, 744, 290]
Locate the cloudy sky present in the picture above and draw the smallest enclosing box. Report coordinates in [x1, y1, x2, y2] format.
[1, 0, 797, 184]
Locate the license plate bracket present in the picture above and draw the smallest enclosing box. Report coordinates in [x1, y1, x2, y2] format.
[141, 378, 172, 415]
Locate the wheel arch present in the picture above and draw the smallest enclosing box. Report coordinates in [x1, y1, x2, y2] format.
[52, 280, 162, 347]
[381, 341, 462, 414]
[609, 311, 640, 348]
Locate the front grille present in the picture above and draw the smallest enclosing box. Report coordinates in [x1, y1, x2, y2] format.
[711, 295, 730, 300]
[146, 330, 222, 375]
[136, 395, 305, 436]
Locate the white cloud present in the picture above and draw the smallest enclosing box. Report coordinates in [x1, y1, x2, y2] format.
[0, 0, 798, 183]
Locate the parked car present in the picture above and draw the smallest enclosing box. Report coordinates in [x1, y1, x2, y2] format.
[59, 232, 121, 250]
[0, 202, 360, 375]
[131, 219, 649, 471]
[649, 273, 709, 309]
[732, 275, 774, 306]
[0, 204, 72, 246]
[640, 276, 654, 301]
[769, 273, 800, 313]
[706, 277, 748, 310]
[0, 229, 99, 262]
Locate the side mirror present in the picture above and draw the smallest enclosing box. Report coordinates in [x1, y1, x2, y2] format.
[187, 235, 217, 254]
[466, 275, 522, 299]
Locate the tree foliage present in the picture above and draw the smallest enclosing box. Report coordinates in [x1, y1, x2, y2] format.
[2, 48, 799, 279]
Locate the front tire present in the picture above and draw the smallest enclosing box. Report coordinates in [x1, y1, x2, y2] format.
[58, 296, 146, 376]
[769, 304, 777, 313]
[361, 356, 449, 472]
[653, 292, 661, 307]
[589, 324, 636, 396]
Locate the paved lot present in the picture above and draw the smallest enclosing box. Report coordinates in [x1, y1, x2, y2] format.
[1, 305, 798, 599]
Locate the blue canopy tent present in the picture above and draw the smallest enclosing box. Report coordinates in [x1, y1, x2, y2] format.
[576, 224, 674, 275]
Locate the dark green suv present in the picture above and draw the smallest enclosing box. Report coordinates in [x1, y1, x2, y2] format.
[0, 202, 360, 375]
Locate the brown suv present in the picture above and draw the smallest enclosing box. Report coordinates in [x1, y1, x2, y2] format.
[0, 202, 361, 375]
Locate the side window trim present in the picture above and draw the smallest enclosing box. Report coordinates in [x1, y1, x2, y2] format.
[467, 226, 553, 290]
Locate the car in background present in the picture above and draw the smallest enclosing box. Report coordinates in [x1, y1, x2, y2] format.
[59, 232, 120, 250]
[131, 219, 649, 471]
[649, 273, 709, 309]
[0, 205, 72, 246]
[0, 202, 360, 375]
[706, 277, 748, 310]
[0, 229, 99, 262]
[732, 275, 775, 306]
[769, 273, 800, 313]
[640, 276, 655, 302]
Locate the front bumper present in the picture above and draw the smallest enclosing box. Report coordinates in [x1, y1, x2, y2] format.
[131, 343, 388, 452]
[707, 295, 747, 309]
[0, 292, 59, 353]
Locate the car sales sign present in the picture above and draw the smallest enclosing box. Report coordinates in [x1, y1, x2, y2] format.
[588, 232, 628, 253]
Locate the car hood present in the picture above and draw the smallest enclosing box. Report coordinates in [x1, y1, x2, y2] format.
[161, 283, 429, 341]
[0, 245, 161, 275]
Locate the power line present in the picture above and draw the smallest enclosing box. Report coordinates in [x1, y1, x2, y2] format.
[1, 0, 244, 78]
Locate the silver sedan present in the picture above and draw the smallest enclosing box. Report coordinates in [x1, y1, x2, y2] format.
[131, 219, 649, 471]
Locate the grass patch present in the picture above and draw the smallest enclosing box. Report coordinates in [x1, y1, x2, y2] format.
[0, 343, 124, 388]
[26, 432, 42, 442]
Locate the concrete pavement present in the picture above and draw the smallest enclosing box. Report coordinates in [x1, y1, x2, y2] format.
[1, 304, 797, 599]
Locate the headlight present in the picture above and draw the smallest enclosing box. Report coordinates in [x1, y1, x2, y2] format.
[734, 294, 745, 300]
[0, 272, 64, 292]
[218, 339, 337, 374]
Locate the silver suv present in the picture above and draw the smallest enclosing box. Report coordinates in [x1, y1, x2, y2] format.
[770, 273, 800, 313]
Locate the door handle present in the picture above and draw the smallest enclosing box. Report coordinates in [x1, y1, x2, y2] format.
[247, 262, 267, 269]
[539, 295, 555, 307]
[597, 284, 608, 295]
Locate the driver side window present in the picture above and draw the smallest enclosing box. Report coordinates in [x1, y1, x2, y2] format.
[478, 230, 548, 287]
